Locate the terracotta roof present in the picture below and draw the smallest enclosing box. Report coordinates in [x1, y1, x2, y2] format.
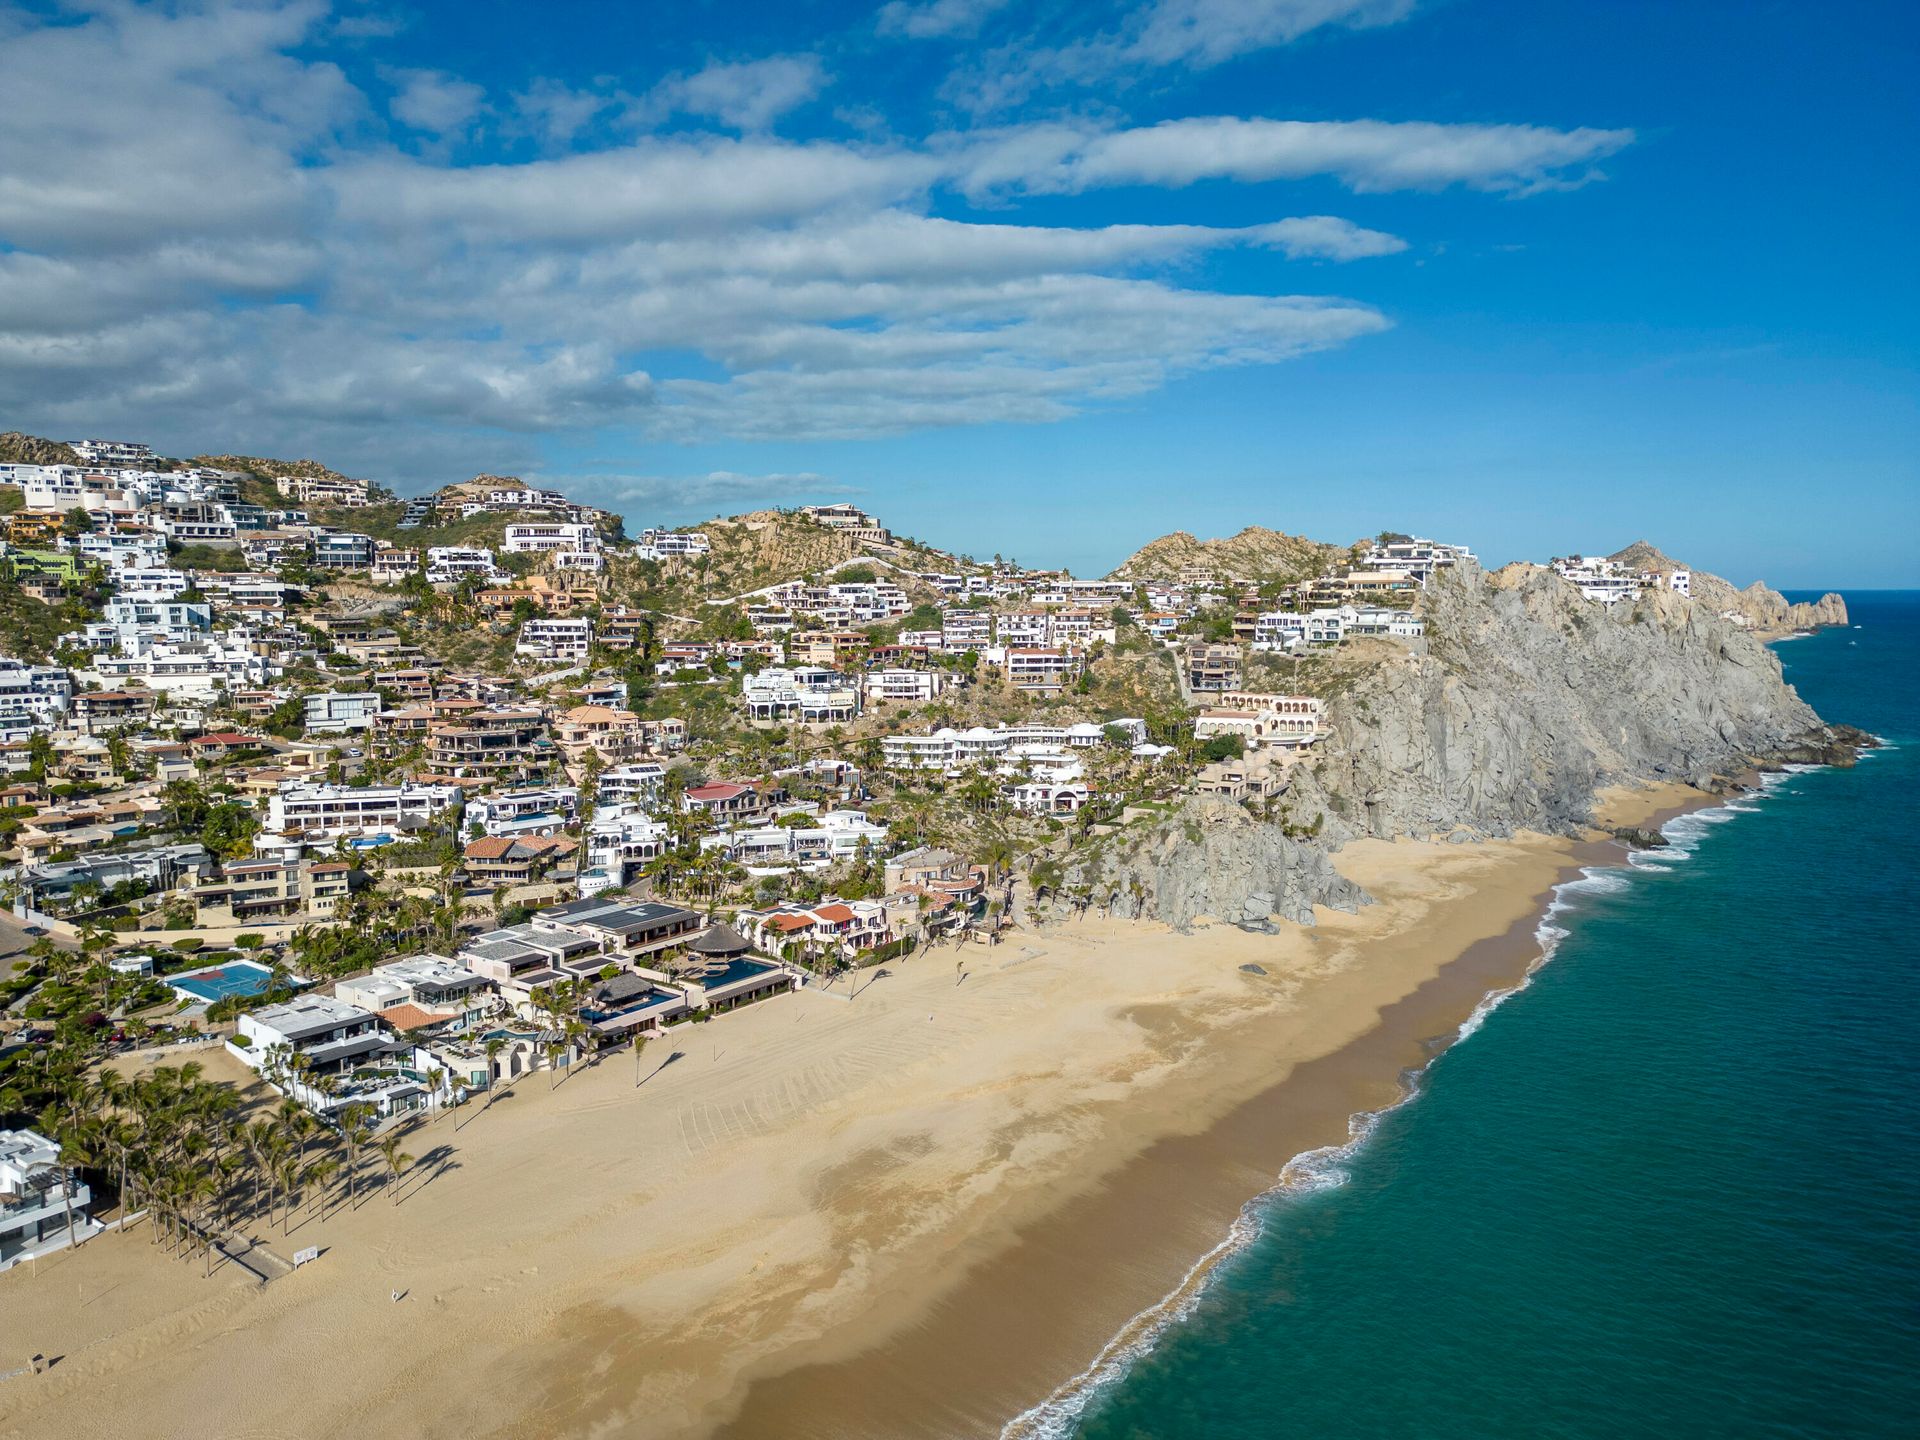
[685, 782, 748, 802]
[377, 1003, 449, 1032]
[813, 903, 855, 923]
[767, 914, 813, 933]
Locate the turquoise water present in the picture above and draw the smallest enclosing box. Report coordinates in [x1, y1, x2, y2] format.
[1050, 592, 1920, 1440]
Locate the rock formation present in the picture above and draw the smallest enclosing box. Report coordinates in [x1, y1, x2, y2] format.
[1107, 526, 1345, 583]
[1048, 794, 1370, 929]
[1609, 541, 1847, 637]
[1045, 556, 1862, 931]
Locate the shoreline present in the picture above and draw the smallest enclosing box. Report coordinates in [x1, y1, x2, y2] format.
[0, 784, 1723, 1440]
[710, 783, 1723, 1440]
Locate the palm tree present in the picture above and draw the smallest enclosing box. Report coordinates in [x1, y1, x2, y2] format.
[377, 1134, 412, 1204]
[483, 1037, 507, 1107]
[632, 1032, 648, 1087]
[337, 1104, 375, 1209]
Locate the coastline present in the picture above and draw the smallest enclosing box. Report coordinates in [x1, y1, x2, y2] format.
[0, 783, 1718, 1440]
[712, 784, 1715, 1440]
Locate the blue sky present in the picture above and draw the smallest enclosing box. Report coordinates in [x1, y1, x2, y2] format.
[2, 0, 1914, 585]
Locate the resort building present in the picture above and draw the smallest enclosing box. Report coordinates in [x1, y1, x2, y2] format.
[192, 856, 353, 922]
[515, 617, 594, 663]
[579, 804, 669, 894]
[303, 690, 382, 733]
[466, 785, 580, 837]
[992, 647, 1085, 694]
[229, 996, 422, 1116]
[1184, 643, 1244, 694]
[0, 1128, 98, 1270]
[265, 780, 463, 843]
[863, 668, 954, 703]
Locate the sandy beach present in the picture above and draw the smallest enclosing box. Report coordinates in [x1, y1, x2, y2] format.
[0, 783, 1710, 1440]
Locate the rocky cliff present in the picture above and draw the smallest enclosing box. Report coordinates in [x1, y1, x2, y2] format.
[1045, 557, 1861, 931]
[1045, 795, 1370, 929]
[1610, 541, 1848, 637]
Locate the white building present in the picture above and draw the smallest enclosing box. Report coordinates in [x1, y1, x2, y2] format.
[0, 660, 72, 736]
[466, 786, 580, 837]
[516, 617, 594, 663]
[85, 637, 279, 698]
[863, 668, 954, 703]
[502, 522, 600, 555]
[1, 1128, 98, 1270]
[81, 598, 212, 654]
[580, 804, 671, 894]
[597, 762, 667, 807]
[228, 996, 421, 1115]
[426, 546, 506, 585]
[266, 780, 462, 842]
[742, 667, 861, 723]
[1551, 556, 1639, 606]
[1360, 537, 1475, 583]
[304, 691, 383, 734]
[69, 439, 155, 466]
[635, 528, 711, 558]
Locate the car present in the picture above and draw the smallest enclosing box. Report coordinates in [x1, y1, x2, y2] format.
[21, 925, 47, 937]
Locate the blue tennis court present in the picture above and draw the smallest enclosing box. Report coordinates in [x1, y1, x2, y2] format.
[168, 960, 276, 1002]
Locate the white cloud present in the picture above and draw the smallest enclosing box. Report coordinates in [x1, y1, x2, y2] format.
[1132, 0, 1416, 66]
[1262, 215, 1407, 259]
[877, 0, 1014, 39]
[640, 55, 829, 132]
[0, 0, 1625, 488]
[386, 67, 486, 135]
[965, 117, 1636, 195]
[946, 0, 1418, 111]
[556, 470, 857, 519]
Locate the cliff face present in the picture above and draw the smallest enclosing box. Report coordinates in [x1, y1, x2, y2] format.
[1609, 541, 1848, 637]
[1045, 558, 1856, 931]
[1285, 562, 1836, 844]
[1049, 795, 1371, 929]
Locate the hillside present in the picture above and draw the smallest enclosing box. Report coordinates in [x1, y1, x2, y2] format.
[1609, 541, 1847, 636]
[1047, 556, 1864, 930]
[0, 431, 82, 466]
[1108, 526, 1346, 583]
[657, 510, 867, 601]
[194, 454, 362, 485]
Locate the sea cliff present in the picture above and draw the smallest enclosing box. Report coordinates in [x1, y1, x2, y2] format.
[1045, 556, 1862, 929]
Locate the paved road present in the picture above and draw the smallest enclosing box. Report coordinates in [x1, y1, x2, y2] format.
[0, 907, 73, 969]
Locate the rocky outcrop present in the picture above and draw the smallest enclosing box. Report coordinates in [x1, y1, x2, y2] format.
[1048, 556, 1862, 930]
[1276, 561, 1850, 844]
[0, 431, 81, 466]
[1108, 526, 1345, 583]
[1609, 541, 1847, 637]
[1045, 795, 1369, 931]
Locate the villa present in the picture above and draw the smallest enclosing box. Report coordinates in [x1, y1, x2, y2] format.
[0, 1129, 98, 1271]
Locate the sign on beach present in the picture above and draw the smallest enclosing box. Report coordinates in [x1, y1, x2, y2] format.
[292, 1246, 320, 1268]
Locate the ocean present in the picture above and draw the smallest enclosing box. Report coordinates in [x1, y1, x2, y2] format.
[1041, 591, 1920, 1440]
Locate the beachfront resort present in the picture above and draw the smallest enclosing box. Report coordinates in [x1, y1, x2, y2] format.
[0, 438, 1729, 1275]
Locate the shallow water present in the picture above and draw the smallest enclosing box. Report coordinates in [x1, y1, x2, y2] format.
[1053, 592, 1920, 1440]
